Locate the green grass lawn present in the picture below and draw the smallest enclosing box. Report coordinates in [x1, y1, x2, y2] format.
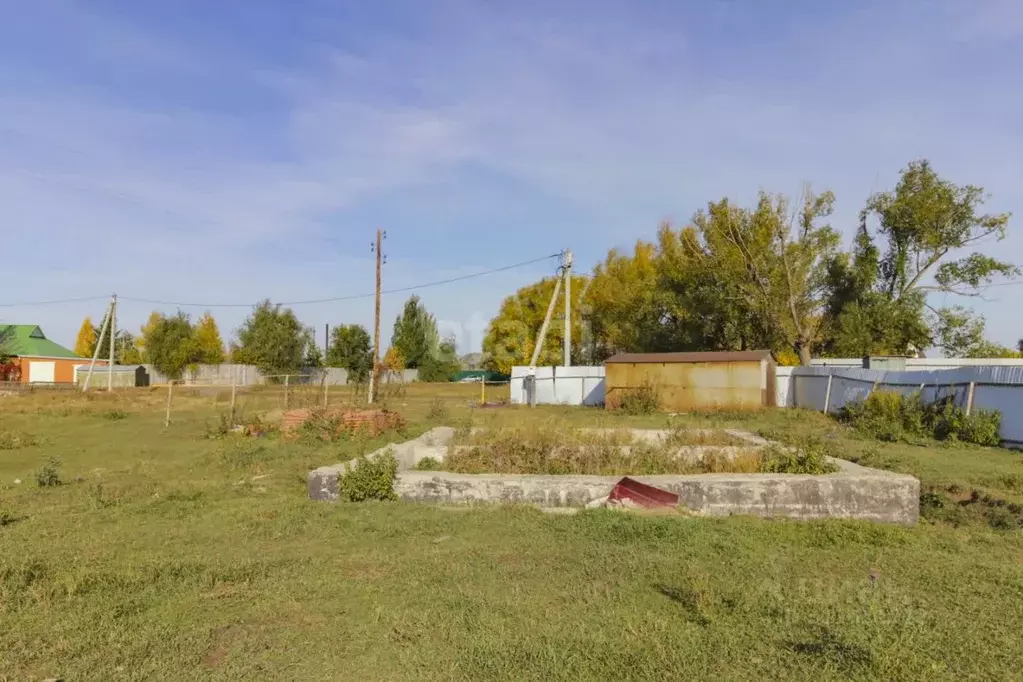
[2, 386, 1022, 680]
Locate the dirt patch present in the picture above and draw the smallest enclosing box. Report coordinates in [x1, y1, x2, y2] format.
[203, 625, 243, 668]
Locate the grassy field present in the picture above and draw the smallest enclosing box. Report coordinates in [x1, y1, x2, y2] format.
[2, 384, 1022, 681]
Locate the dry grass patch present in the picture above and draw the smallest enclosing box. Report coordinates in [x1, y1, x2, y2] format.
[441, 421, 827, 476]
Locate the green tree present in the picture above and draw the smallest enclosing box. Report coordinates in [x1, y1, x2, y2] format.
[74, 317, 98, 357]
[136, 311, 163, 363]
[861, 160, 1017, 355]
[194, 312, 226, 364]
[653, 223, 765, 354]
[587, 240, 660, 361]
[147, 312, 201, 380]
[419, 336, 461, 382]
[820, 225, 931, 357]
[482, 274, 588, 375]
[303, 328, 323, 368]
[326, 324, 373, 382]
[391, 296, 440, 369]
[115, 330, 143, 364]
[683, 189, 840, 364]
[934, 306, 1018, 358]
[232, 300, 310, 377]
[864, 159, 1016, 301]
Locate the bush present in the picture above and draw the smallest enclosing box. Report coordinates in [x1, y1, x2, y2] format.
[925, 396, 1001, 446]
[612, 384, 660, 415]
[103, 409, 128, 421]
[35, 457, 62, 487]
[339, 452, 399, 502]
[840, 390, 1002, 447]
[414, 456, 442, 471]
[839, 391, 911, 442]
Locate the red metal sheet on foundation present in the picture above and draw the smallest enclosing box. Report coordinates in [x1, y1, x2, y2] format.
[607, 477, 679, 508]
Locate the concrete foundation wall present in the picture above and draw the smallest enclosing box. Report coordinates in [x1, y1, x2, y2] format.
[307, 427, 920, 525]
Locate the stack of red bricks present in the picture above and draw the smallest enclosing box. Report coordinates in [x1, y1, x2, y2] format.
[280, 408, 405, 437]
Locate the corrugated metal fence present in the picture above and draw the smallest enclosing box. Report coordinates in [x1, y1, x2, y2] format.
[787, 365, 1023, 444]
[512, 363, 1023, 443]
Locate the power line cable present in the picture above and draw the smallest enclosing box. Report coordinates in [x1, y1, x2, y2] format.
[116, 253, 562, 308]
[0, 294, 110, 308]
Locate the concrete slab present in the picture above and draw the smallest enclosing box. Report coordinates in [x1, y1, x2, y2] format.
[306, 427, 920, 525]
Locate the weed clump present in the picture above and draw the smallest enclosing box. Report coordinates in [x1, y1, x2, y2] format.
[204, 413, 233, 439]
[0, 509, 24, 527]
[296, 408, 406, 443]
[0, 430, 37, 450]
[760, 437, 838, 475]
[413, 456, 442, 471]
[927, 397, 1000, 446]
[103, 409, 129, 421]
[339, 452, 399, 502]
[840, 390, 1001, 446]
[426, 398, 449, 421]
[610, 384, 660, 415]
[35, 457, 62, 487]
[920, 486, 1023, 530]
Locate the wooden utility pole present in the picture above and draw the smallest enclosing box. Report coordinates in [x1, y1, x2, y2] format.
[529, 276, 562, 368]
[108, 293, 117, 391]
[83, 297, 114, 392]
[368, 229, 385, 404]
[562, 250, 573, 367]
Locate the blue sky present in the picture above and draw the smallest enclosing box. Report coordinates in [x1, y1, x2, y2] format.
[2, 0, 1022, 353]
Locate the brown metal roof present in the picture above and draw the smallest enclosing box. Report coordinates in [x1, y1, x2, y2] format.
[604, 350, 774, 364]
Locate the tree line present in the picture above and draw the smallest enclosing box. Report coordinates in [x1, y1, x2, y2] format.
[483, 160, 1019, 372]
[74, 295, 460, 382]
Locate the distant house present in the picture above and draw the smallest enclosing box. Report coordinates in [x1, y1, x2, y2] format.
[0, 325, 104, 384]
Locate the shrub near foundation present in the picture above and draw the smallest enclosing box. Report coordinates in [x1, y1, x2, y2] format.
[840, 390, 1002, 446]
[338, 452, 399, 502]
[608, 383, 660, 414]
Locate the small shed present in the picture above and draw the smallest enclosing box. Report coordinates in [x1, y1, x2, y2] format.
[74, 364, 150, 388]
[604, 351, 776, 411]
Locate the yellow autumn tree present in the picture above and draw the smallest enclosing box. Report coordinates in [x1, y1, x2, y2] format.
[194, 311, 226, 364]
[74, 317, 97, 357]
[137, 311, 164, 362]
[482, 274, 589, 375]
[382, 346, 405, 371]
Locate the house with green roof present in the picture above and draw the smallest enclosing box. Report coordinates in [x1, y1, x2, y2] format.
[0, 324, 101, 383]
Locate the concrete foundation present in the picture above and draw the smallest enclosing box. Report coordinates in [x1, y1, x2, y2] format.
[307, 427, 920, 525]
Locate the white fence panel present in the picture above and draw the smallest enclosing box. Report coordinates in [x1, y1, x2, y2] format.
[775, 367, 795, 407]
[510, 366, 606, 406]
